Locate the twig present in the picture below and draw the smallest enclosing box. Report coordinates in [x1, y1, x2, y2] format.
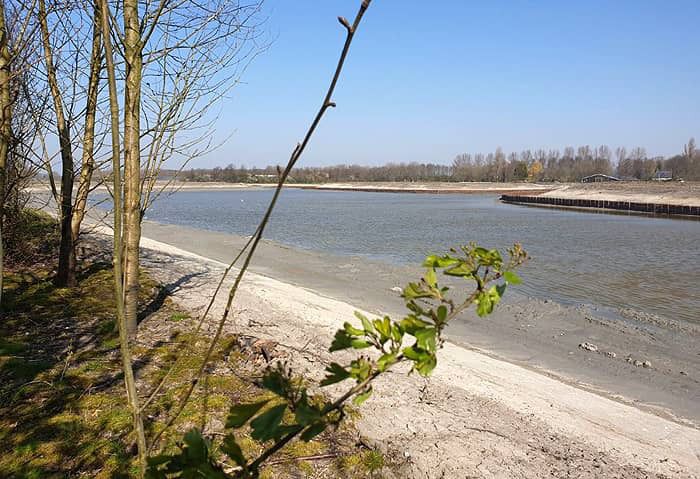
[147, 0, 373, 454]
[266, 452, 340, 466]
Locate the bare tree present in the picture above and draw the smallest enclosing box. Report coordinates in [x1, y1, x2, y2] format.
[37, 0, 105, 287]
[102, 0, 266, 335]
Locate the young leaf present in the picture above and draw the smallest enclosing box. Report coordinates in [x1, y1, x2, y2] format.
[351, 338, 372, 349]
[475, 291, 492, 317]
[377, 352, 397, 372]
[424, 267, 437, 288]
[320, 362, 350, 386]
[353, 387, 373, 406]
[373, 317, 391, 343]
[415, 327, 437, 353]
[399, 315, 430, 335]
[250, 404, 287, 442]
[423, 254, 458, 268]
[436, 305, 448, 324]
[226, 400, 270, 428]
[343, 321, 364, 336]
[354, 311, 375, 334]
[503, 270, 522, 285]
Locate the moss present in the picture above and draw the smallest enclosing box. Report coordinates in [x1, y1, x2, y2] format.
[0, 338, 27, 355]
[169, 312, 190, 322]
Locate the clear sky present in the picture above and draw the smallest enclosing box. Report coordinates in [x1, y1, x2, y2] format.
[202, 0, 700, 169]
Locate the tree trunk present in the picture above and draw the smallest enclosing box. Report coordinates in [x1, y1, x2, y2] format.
[0, 0, 9, 307]
[39, 0, 76, 287]
[71, 1, 102, 247]
[99, 0, 147, 471]
[123, 0, 142, 335]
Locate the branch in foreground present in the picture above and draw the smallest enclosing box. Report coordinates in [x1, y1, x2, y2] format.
[146, 0, 373, 453]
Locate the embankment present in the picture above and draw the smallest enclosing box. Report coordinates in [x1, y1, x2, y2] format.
[501, 182, 700, 217]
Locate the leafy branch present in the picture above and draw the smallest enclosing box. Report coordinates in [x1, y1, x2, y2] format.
[147, 243, 528, 478]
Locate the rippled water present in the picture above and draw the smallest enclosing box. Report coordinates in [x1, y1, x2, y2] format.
[105, 189, 700, 324]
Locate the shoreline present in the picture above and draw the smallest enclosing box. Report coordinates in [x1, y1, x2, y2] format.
[138, 220, 700, 425]
[100, 223, 700, 477]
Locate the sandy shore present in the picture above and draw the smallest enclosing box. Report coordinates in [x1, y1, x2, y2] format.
[79, 218, 700, 478]
[27, 180, 554, 195]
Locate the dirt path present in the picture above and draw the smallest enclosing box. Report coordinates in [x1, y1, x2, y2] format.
[97, 229, 700, 479]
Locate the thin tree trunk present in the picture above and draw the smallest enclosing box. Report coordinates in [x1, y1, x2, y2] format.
[39, 0, 76, 287]
[0, 0, 9, 308]
[99, 0, 146, 473]
[123, 0, 142, 336]
[71, 1, 102, 247]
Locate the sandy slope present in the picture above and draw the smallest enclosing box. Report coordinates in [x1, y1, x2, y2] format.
[97, 229, 700, 478]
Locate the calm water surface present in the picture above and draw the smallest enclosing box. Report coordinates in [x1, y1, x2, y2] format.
[111, 189, 700, 324]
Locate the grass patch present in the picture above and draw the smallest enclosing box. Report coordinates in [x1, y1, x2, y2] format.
[1, 210, 386, 478]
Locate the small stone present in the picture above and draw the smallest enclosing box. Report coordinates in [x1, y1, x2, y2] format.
[578, 342, 598, 352]
[606, 351, 617, 358]
[680, 371, 688, 376]
[642, 360, 651, 369]
[390, 286, 403, 293]
[633, 360, 643, 367]
[626, 356, 633, 363]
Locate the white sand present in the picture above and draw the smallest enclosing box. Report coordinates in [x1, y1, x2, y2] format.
[124, 230, 700, 478]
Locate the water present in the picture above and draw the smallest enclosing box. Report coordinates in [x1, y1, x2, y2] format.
[97, 189, 700, 325]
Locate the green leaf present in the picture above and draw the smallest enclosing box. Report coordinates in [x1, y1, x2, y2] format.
[183, 428, 208, 463]
[476, 287, 502, 317]
[353, 387, 372, 406]
[422, 254, 459, 268]
[320, 362, 350, 386]
[403, 345, 437, 376]
[399, 315, 430, 335]
[262, 368, 290, 397]
[295, 395, 321, 426]
[226, 400, 269, 428]
[415, 353, 437, 376]
[329, 329, 353, 352]
[377, 352, 397, 372]
[415, 327, 437, 352]
[402, 282, 432, 300]
[351, 338, 372, 349]
[221, 435, 246, 466]
[503, 271, 522, 285]
[373, 317, 391, 343]
[436, 305, 448, 324]
[443, 263, 475, 278]
[391, 323, 403, 344]
[343, 321, 364, 336]
[424, 267, 437, 288]
[355, 311, 374, 334]
[349, 358, 372, 381]
[250, 404, 287, 442]
[300, 421, 328, 441]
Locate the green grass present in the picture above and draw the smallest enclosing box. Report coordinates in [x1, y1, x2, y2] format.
[0, 209, 387, 478]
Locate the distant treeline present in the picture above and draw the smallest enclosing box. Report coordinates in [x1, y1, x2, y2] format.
[183, 139, 699, 183]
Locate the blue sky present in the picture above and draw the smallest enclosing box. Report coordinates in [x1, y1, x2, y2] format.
[203, 0, 700, 168]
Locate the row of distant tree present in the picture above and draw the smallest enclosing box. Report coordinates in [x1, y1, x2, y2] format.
[183, 139, 699, 183]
